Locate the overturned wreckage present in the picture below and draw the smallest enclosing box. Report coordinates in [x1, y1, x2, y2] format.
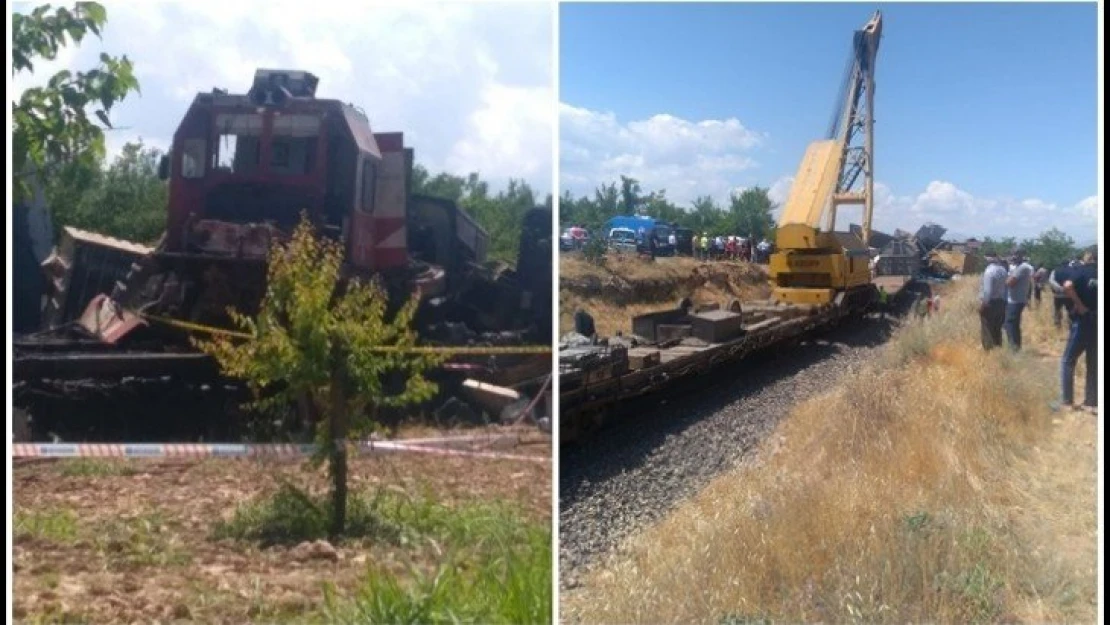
[13, 69, 551, 442]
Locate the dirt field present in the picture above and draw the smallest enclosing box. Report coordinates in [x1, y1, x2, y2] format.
[13, 428, 551, 623]
[560, 255, 770, 337]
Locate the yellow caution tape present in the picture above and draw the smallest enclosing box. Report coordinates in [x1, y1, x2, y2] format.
[141, 313, 552, 355]
[143, 313, 254, 339]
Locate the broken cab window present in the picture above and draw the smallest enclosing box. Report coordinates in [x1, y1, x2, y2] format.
[182, 139, 207, 179]
[271, 114, 320, 175]
[359, 160, 377, 213]
[213, 113, 263, 174]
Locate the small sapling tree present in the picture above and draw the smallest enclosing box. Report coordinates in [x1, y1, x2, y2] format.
[195, 215, 445, 538]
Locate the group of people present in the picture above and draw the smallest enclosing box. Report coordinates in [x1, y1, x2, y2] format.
[979, 248, 1097, 413]
[694, 234, 773, 263]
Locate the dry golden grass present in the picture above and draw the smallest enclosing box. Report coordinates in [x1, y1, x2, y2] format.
[562, 277, 1097, 624]
[559, 256, 770, 336]
[561, 255, 710, 282]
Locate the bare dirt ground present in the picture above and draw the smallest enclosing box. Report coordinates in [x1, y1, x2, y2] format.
[13, 426, 551, 624]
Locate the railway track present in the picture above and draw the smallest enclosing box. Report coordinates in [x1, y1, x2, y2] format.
[558, 306, 909, 591]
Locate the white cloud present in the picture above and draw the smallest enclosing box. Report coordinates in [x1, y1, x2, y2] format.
[560, 99, 1097, 241]
[767, 176, 794, 206]
[10, 1, 553, 195]
[868, 181, 1098, 241]
[559, 103, 764, 204]
[446, 82, 554, 187]
[769, 177, 1098, 240]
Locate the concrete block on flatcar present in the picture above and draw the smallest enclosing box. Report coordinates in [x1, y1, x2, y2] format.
[689, 309, 746, 343]
[627, 347, 661, 370]
[632, 309, 689, 343]
[656, 324, 692, 343]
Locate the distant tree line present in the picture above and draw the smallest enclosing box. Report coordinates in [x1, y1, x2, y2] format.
[977, 229, 1088, 271]
[560, 175, 778, 242]
[560, 175, 1091, 271]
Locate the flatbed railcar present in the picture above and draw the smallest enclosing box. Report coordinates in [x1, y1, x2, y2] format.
[559, 274, 917, 443]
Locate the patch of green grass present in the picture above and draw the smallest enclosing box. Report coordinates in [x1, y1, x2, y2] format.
[321, 522, 552, 624]
[14, 509, 79, 543]
[94, 511, 191, 567]
[903, 510, 932, 532]
[214, 483, 552, 624]
[213, 483, 537, 550]
[952, 561, 1004, 623]
[211, 483, 405, 546]
[380, 486, 536, 549]
[57, 459, 137, 478]
[40, 572, 61, 590]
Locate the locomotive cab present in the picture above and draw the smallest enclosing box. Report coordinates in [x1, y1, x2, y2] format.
[160, 69, 409, 273]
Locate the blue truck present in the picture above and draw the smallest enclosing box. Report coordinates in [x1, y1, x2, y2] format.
[604, 215, 675, 256]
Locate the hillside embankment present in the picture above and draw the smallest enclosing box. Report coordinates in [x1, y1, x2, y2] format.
[560, 255, 771, 337]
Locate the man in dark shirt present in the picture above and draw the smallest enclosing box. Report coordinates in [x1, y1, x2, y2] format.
[1054, 250, 1097, 413]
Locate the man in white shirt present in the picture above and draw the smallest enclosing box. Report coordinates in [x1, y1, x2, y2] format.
[979, 254, 1008, 350]
[1003, 249, 1035, 351]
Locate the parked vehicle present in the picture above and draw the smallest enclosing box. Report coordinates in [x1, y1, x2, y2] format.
[604, 215, 675, 256]
[560, 226, 590, 251]
[607, 227, 638, 253]
[674, 227, 694, 256]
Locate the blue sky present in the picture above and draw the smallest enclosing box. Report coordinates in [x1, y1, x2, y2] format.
[11, 2, 553, 195]
[560, 2, 1099, 242]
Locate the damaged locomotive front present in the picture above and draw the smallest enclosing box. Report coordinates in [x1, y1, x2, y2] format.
[16, 69, 552, 441]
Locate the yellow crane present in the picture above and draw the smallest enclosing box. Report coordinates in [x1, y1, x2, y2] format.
[769, 11, 883, 309]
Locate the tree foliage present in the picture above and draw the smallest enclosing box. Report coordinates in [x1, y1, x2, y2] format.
[560, 176, 779, 241]
[12, 2, 140, 203]
[194, 217, 446, 537]
[980, 228, 1081, 270]
[46, 140, 167, 244]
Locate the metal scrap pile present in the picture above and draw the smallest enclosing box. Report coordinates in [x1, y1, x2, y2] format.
[859, 221, 984, 279]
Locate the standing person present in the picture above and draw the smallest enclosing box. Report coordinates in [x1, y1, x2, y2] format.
[1003, 249, 1034, 351]
[1054, 250, 1098, 413]
[646, 228, 657, 261]
[979, 253, 1008, 350]
[912, 292, 928, 320]
[1049, 258, 1078, 329]
[668, 230, 676, 251]
[877, 286, 890, 319]
[1032, 265, 1048, 308]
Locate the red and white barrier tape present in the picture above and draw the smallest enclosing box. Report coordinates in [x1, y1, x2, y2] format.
[12, 437, 549, 464]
